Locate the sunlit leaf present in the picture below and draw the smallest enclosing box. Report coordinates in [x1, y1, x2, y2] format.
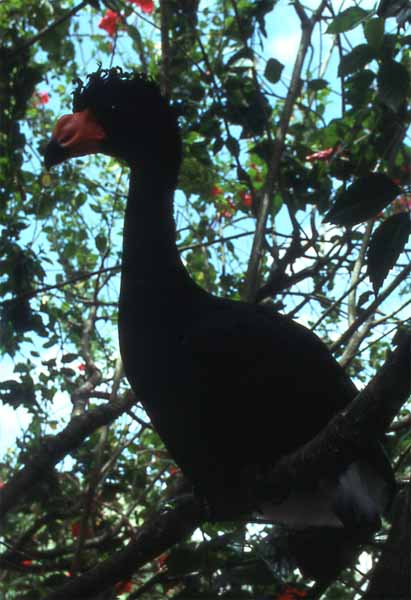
[327, 7, 369, 33]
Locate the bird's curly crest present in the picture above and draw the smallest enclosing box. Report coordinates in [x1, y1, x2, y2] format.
[72, 66, 166, 117]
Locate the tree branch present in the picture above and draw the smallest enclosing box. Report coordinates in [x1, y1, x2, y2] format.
[364, 478, 411, 599]
[43, 495, 204, 600]
[331, 264, 411, 353]
[6, 0, 89, 59]
[243, 0, 328, 302]
[0, 392, 137, 520]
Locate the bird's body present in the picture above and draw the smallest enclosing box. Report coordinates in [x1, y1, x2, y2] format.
[45, 68, 395, 580]
[118, 158, 391, 531]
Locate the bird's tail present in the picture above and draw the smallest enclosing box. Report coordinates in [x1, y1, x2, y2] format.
[262, 450, 396, 580]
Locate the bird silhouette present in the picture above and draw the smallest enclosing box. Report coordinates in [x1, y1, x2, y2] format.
[44, 68, 395, 581]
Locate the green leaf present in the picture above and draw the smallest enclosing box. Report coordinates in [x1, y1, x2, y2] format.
[364, 18, 385, 50]
[324, 173, 400, 226]
[63, 241, 76, 259]
[60, 367, 76, 377]
[307, 78, 329, 91]
[378, 60, 411, 112]
[338, 44, 375, 77]
[264, 58, 284, 83]
[327, 7, 369, 34]
[345, 69, 375, 106]
[95, 233, 107, 253]
[61, 353, 78, 363]
[367, 213, 411, 293]
[0, 379, 36, 409]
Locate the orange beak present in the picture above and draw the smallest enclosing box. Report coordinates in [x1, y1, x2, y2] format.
[44, 109, 107, 169]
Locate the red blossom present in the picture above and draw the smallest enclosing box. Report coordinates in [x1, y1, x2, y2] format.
[218, 196, 236, 220]
[21, 560, 33, 567]
[155, 552, 169, 569]
[306, 146, 335, 162]
[127, 0, 154, 13]
[99, 9, 122, 37]
[211, 185, 223, 197]
[277, 586, 308, 600]
[169, 466, 180, 476]
[115, 579, 133, 594]
[71, 522, 81, 537]
[37, 91, 50, 105]
[78, 363, 86, 372]
[395, 195, 411, 211]
[241, 191, 253, 208]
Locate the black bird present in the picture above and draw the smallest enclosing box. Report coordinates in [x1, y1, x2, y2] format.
[44, 68, 395, 581]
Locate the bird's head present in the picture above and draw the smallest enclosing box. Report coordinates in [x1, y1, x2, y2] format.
[44, 67, 182, 176]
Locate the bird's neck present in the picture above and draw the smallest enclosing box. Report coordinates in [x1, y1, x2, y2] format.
[120, 164, 192, 293]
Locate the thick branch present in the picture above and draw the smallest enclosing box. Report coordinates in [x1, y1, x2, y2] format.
[0, 392, 136, 520]
[364, 479, 411, 599]
[43, 495, 204, 600]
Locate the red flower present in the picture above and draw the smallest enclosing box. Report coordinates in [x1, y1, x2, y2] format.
[99, 9, 122, 37]
[277, 586, 307, 600]
[127, 0, 154, 13]
[21, 560, 33, 567]
[37, 91, 50, 105]
[169, 466, 180, 477]
[218, 196, 236, 220]
[211, 185, 223, 197]
[71, 522, 81, 537]
[241, 191, 253, 208]
[306, 146, 335, 162]
[155, 552, 169, 569]
[115, 580, 133, 594]
[78, 363, 86, 372]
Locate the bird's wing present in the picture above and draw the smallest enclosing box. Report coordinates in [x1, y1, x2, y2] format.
[177, 303, 394, 529]
[181, 303, 356, 461]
